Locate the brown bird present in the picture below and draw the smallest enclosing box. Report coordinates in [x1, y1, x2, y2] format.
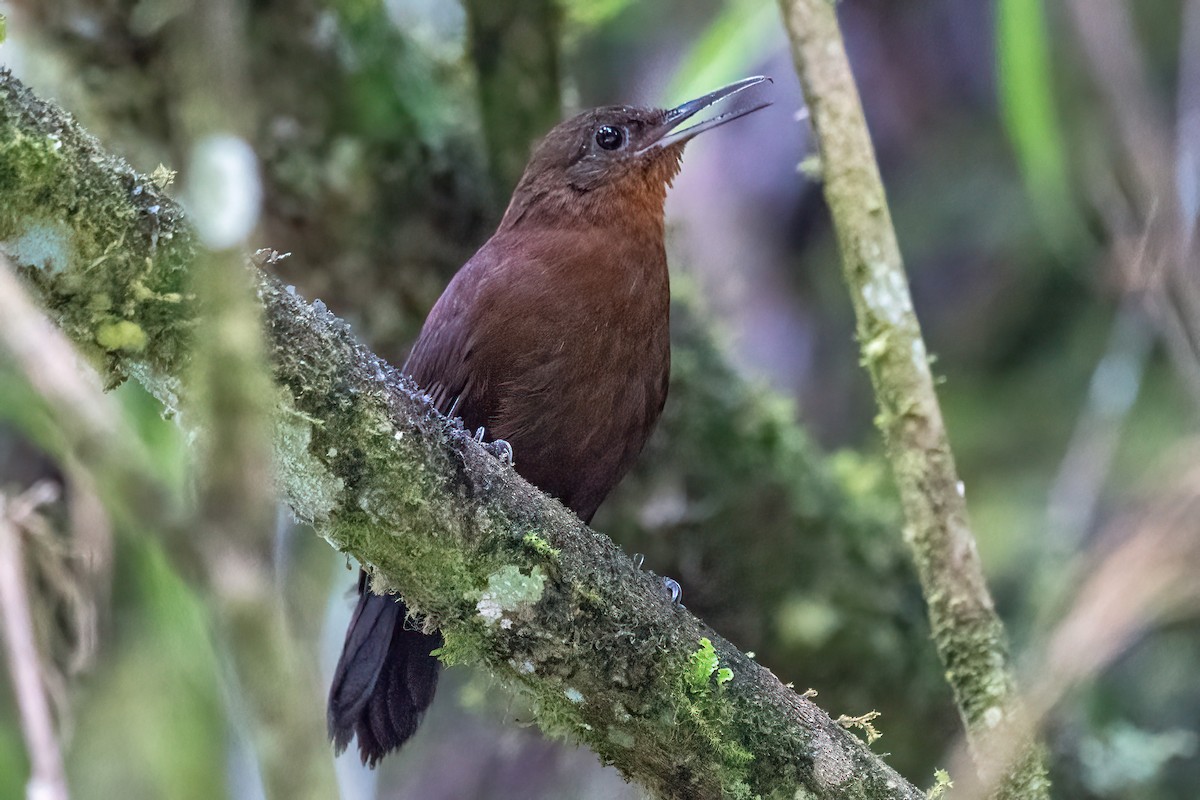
[328, 76, 772, 765]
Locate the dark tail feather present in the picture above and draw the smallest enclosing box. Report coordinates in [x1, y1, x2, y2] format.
[328, 571, 442, 766]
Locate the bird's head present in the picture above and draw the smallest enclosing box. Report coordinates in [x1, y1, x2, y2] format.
[501, 76, 772, 230]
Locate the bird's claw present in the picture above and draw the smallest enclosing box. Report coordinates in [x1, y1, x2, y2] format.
[632, 553, 645, 570]
[485, 438, 515, 466]
[473, 427, 514, 465]
[662, 577, 683, 608]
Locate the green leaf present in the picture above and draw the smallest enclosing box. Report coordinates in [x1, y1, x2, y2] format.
[666, 0, 780, 108]
[688, 637, 720, 692]
[562, 0, 634, 28]
[926, 768, 954, 799]
[996, 0, 1076, 251]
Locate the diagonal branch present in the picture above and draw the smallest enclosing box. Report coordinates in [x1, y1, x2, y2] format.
[776, 2, 1051, 797]
[0, 69, 923, 799]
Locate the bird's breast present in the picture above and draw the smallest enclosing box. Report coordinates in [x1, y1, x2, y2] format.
[478, 230, 671, 521]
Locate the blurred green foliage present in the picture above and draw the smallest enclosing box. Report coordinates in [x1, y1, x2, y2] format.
[997, 0, 1076, 251]
[67, 543, 224, 800]
[666, 0, 780, 107]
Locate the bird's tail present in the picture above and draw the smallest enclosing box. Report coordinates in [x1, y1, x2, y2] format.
[327, 571, 441, 766]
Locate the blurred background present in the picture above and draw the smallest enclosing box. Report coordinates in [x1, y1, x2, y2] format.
[1, 0, 1198, 798]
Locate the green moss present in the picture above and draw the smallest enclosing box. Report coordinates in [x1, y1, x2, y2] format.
[0, 71, 198, 387]
[926, 768, 953, 799]
[667, 638, 756, 792]
[430, 626, 484, 667]
[96, 319, 148, 352]
[686, 637, 733, 694]
[527, 683, 590, 742]
[522, 530, 560, 560]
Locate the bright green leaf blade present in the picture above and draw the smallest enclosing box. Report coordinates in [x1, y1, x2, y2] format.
[562, 0, 635, 28]
[667, 0, 780, 108]
[997, 0, 1076, 251]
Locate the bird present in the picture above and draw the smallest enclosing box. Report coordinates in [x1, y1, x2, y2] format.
[327, 76, 772, 766]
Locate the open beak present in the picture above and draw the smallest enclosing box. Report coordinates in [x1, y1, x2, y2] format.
[640, 76, 773, 152]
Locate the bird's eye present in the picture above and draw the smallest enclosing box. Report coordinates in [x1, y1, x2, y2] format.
[595, 125, 625, 151]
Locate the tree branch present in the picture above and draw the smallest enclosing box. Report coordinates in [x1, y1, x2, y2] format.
[0, 69, 923, 799]
[775, 2, 1051, 797]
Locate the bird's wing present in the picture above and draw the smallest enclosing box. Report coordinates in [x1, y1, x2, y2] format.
[401, 252, 498, 427]
[401, 228, 601, 434]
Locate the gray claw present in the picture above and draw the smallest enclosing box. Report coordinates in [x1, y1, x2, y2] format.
[487, 438, 515, 466]
[632, 553, 645, 570]
[662, 577, 683, 607]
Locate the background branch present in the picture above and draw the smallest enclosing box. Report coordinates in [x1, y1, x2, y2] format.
[950, 443, 1200, 799]
[463, 0, 563, 198]
[0, 486, 71, 800]
[776, 1, 1051, 796]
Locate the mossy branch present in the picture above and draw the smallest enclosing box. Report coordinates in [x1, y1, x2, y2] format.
[776, 2, 1051, 797]
[0, 69, 926, 799]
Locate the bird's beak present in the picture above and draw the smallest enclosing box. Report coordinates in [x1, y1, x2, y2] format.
[640, 76, 774, 152]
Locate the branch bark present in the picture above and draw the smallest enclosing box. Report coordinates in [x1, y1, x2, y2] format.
[0, 69, 923, 799]
[776, 2, 1051, 797]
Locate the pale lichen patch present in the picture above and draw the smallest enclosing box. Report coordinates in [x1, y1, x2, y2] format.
[3, 219, 73, 274]
[608, 728, 635, 749]
[860, 263, 910, 327]
[274, 388, 344, 524]
[475, 564, 546, 626]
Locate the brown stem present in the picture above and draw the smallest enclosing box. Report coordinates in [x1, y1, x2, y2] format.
[0, 490, 71, 800]
[775, 1, 1051, 797]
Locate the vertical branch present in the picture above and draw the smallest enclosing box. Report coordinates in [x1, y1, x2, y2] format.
[463, 0, 563, 198]
[0, 490, 70, 800]
[775, 2, 1051, 797]
[166, 0, 339, 794]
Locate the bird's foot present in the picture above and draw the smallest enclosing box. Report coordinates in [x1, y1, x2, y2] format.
[486, 439, 514, 466]
[662, 577, 684, 608]
[632, 554, 682, 607]
[474, 427, 515, 466]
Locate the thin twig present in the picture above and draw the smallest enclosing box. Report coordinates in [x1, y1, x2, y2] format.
[1064, 0, 1200, 404]
[775, 1, 1051, 796]
[950, 444, 1200, 799]
[0, 489, 70, 800]
[1047, 293, 1154, 547]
